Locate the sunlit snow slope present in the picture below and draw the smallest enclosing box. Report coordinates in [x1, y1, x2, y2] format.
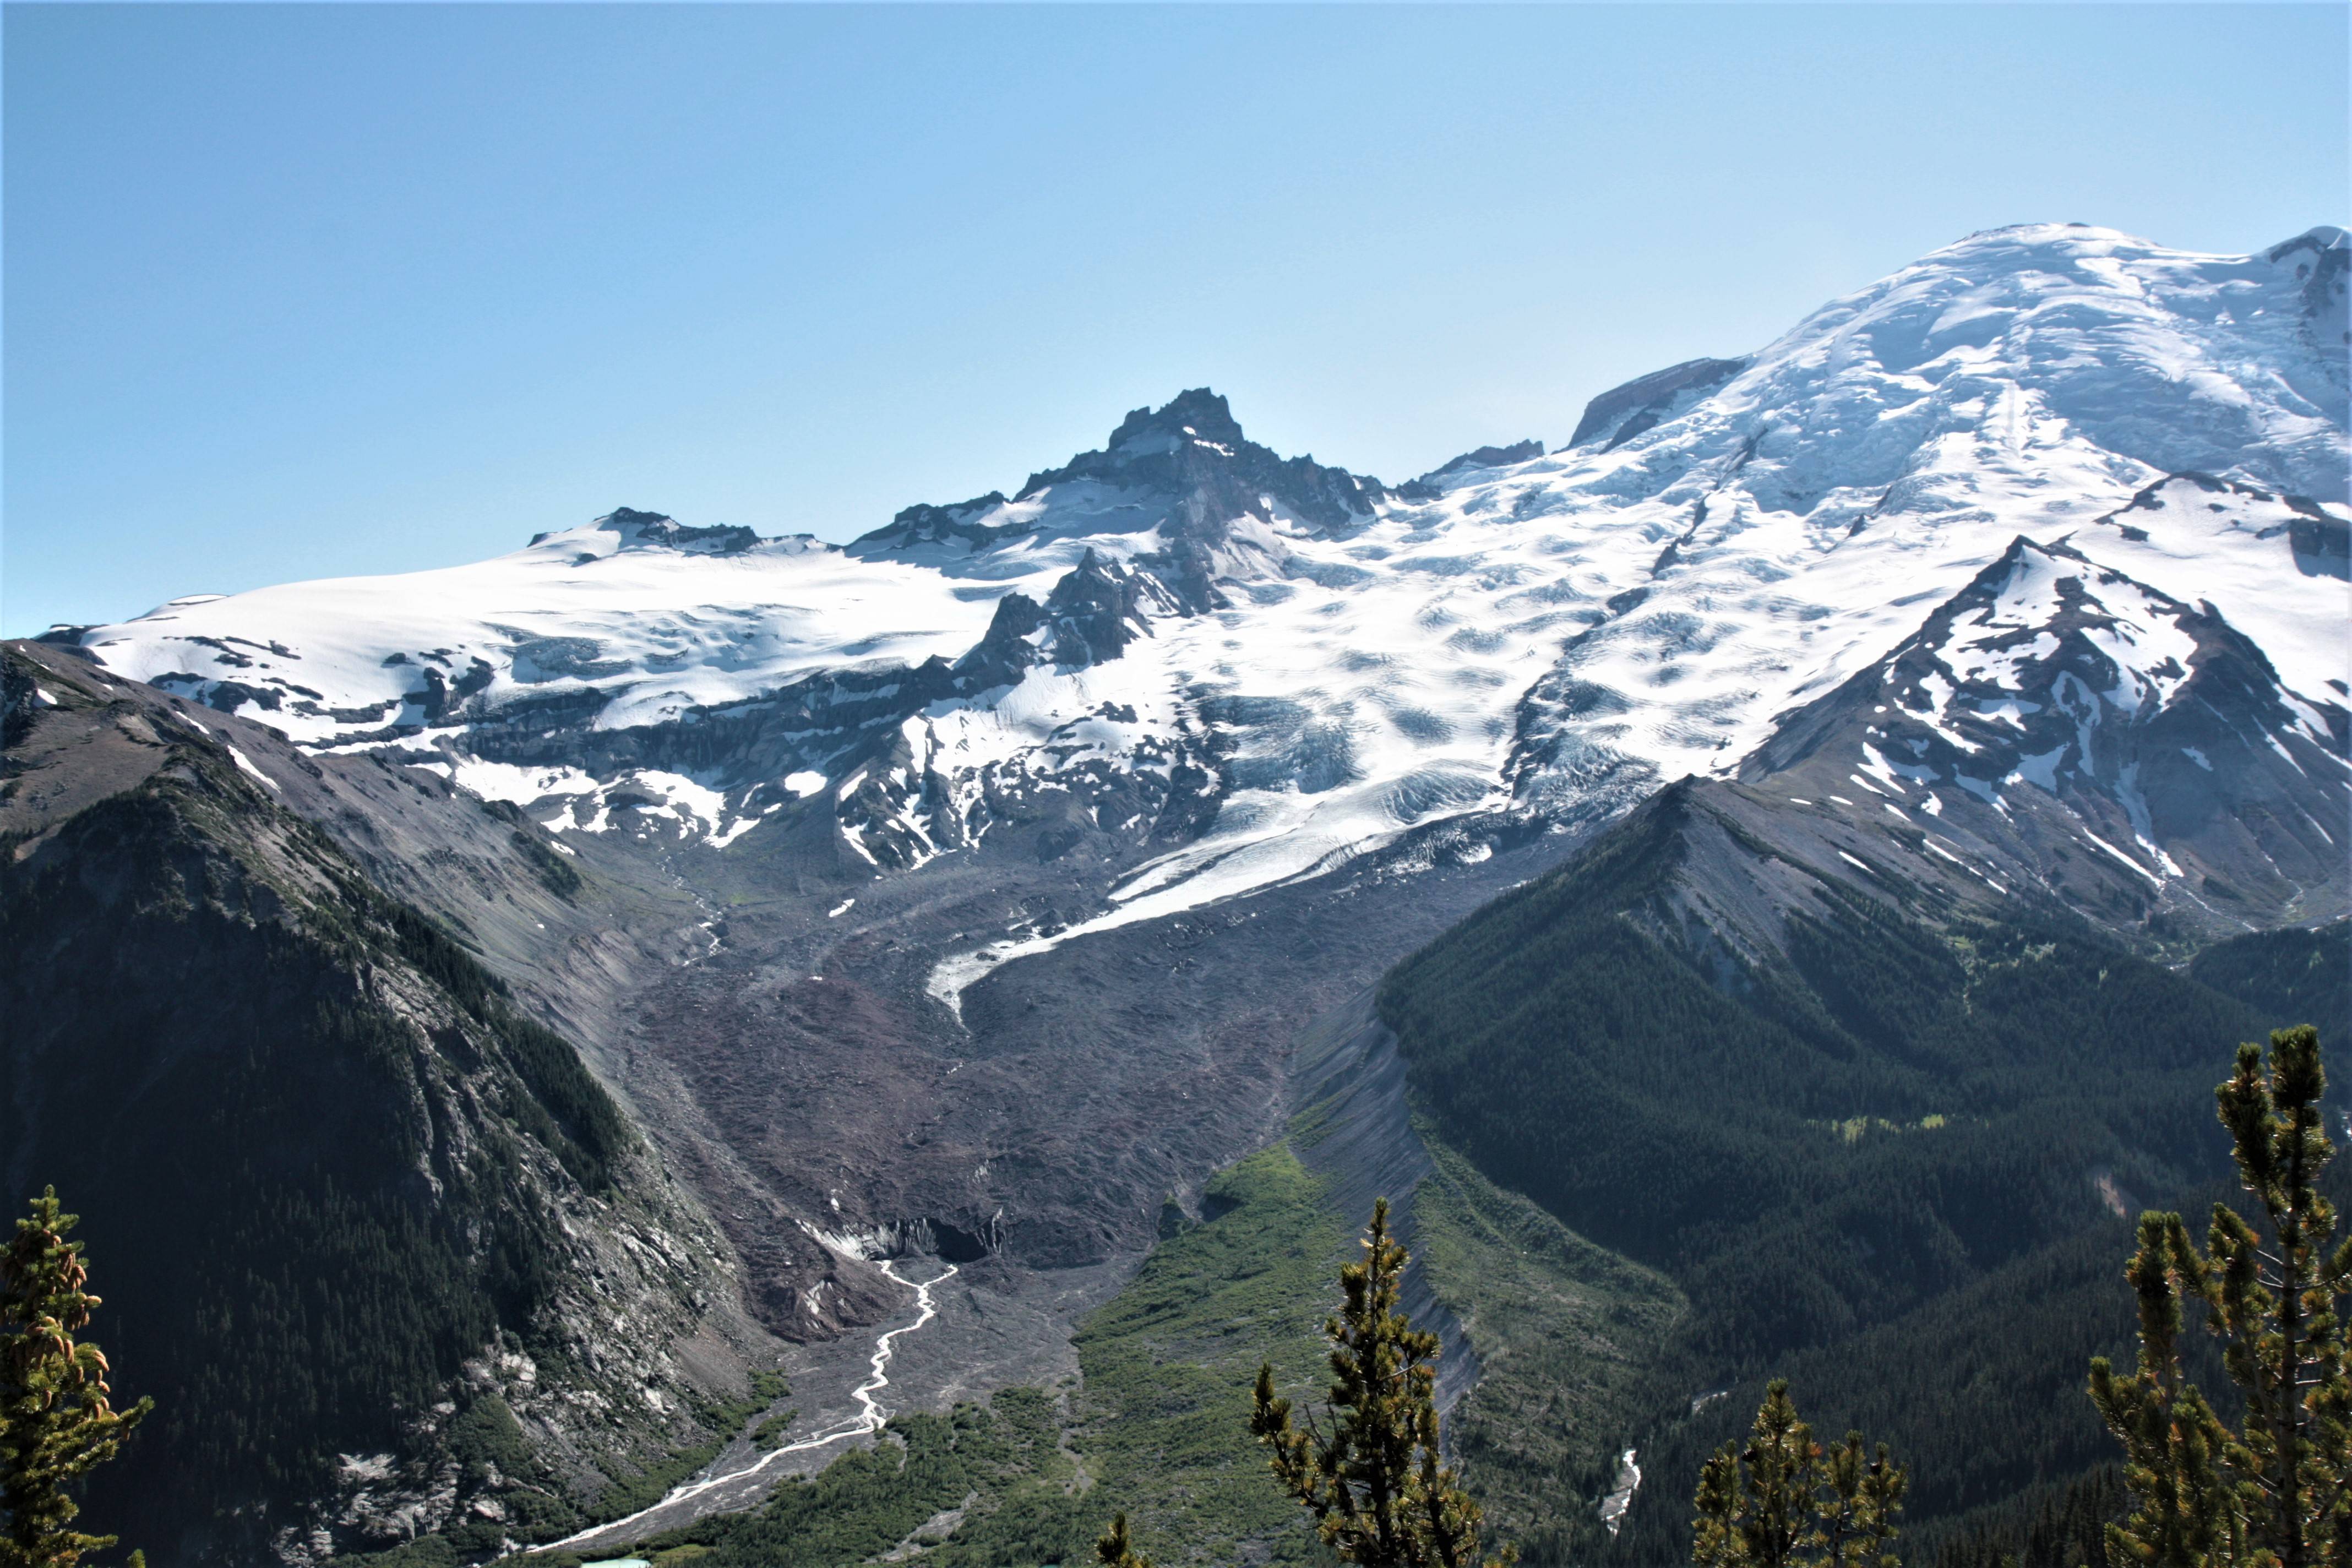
[65, 223, 2349, 968]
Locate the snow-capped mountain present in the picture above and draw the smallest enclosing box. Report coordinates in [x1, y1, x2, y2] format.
[1741, 535, 2347, 929]
[61, 223, 2350, 967]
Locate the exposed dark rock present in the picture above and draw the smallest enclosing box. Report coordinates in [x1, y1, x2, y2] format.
[1038, 549, 1168, 667]
[592, 507, 766, 555]
[853, 492, 1021, 554]
[955, 592, 1049, 691]
[1, 658, 34, 750]
[1016, 388, 1386, 531]
[205, 678, 284, 712]
[949, 546, 1173, 692]
[851, 389, 1389, 613]
[2288, 497, 2351, 578]
[1568, 356, 1750, 450]
[1738, 536, 2350, 941]
[2269, 224, 2351, 322]
[1395, 439, 1547, 499]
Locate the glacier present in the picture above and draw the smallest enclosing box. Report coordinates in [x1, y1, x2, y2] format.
[59, 222, 2349, 976]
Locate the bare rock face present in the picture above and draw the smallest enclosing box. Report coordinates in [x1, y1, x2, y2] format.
[0, 643, 779, 1565]
[853, 387, 1388, 611]
[1566, 357, 1750, 450]
[1740, 536, 2349, 940]
[15, 225, 2347, 1558]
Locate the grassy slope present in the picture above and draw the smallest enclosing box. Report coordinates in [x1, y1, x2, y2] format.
[556, 1126, 1683, 1568]
[489, 1115, 1695, 1568]
[1069, 1145, 1350, 1565]
[1407, 1132, 1684, 1565]
[581, 1145, 1348, 1568]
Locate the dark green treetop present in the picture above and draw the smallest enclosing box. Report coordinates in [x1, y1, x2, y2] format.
[1096, 1511, 1154, 1568]
[1, 1188, 150, 1568]
[2089, 1025, 2352, 1568]
[1250, 1197, 1513, 1568]
[1692, 1379, 1908, 1568]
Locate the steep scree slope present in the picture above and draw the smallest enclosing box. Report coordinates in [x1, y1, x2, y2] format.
[1, 644, 777, 1564]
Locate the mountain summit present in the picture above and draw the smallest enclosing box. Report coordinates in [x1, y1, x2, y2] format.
[16, 220, 2349, 1564]
[848, 386, 1387, 608]
[64, 225, 2348, 945]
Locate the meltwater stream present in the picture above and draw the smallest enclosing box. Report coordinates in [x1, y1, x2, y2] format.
[556, 1259, 960, 1548]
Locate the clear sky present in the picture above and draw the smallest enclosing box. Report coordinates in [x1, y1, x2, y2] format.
[4, 3, 2345, 637]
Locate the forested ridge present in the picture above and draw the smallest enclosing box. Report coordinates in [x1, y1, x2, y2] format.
[8, 681, 2345, 1568]
[0, 744, 652, 1544]
[1378, 782, 2349, 1565]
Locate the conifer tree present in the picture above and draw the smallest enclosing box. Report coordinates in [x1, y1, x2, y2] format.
[1097, 1511, 1156, 1568]
[2088, 1025, 2352, 1568]
[1691, 1379, 1908, 1568]
[1248, 1197, 1514, 1568]
[1, 1188, 149, 1568]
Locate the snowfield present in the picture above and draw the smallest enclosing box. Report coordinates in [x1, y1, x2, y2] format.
[67, 223, 2350, 955]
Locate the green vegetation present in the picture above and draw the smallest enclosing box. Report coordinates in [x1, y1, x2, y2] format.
[1068, 1146, 1349, 1565]
[0, 1189, 151, 1568]
[0, 753, 655, 1545]
[2188, 924, 2349, 1043]
[1407, 1133, 1685, 1564]
[1096, 1512, 1154, 1568]
[597, 1376, 795, 1520]
[472, 799, 586, 901]
[1371, 785, 2332, 1562]
[1929, 1469, 2124, 1568]
[638, 1392, 1079, 1568]
[752, 1390, 800, 1452]
[345, 1369, 797, 1568]
[18, 673, 2344, 1567]
[443, 1396, 579, 1542]
[544, 911, 2342, 1568]
[1248, 1196, 1515, 1568]
[1692, 1381, 1907, 1568]
[612, 1147, 1349, 1568]
[2090, 1026, 2352, 1568]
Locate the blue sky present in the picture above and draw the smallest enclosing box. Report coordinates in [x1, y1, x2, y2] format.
[4, 3, 2345, 637]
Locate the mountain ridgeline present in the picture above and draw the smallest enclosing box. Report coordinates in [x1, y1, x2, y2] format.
[1376, 774, 2348, 1563]
[1, 644, 780, 1562]
[4, 221, 2346, 1564]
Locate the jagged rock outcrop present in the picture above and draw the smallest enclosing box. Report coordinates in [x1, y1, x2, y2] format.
[853, 388, 1388, 610]
[1566, 356, 1751, 449]
[1393, 439, 1547, 500]
[956, 550, 1175, 688]
[0, 643, 779, 1565]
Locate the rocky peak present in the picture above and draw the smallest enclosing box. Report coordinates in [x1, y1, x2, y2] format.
[1753, 535, 2327, 777]
[584, 508, 765, 556]
[1103, 387, 1248, 456]
[1011, 388, 1387, 530]
[1742, 535, 2349, 928]
[955, 549, 1172, 689]
[1040, 548, 1170, 666]
[848, 389, 1389, 610]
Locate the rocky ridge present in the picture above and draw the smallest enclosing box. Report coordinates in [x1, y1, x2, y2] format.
[15, 221, 2349, 1556]
[2, 643, 784, 1561]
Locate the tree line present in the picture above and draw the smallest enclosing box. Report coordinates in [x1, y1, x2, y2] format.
[8, 1025, 2349, 1568]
